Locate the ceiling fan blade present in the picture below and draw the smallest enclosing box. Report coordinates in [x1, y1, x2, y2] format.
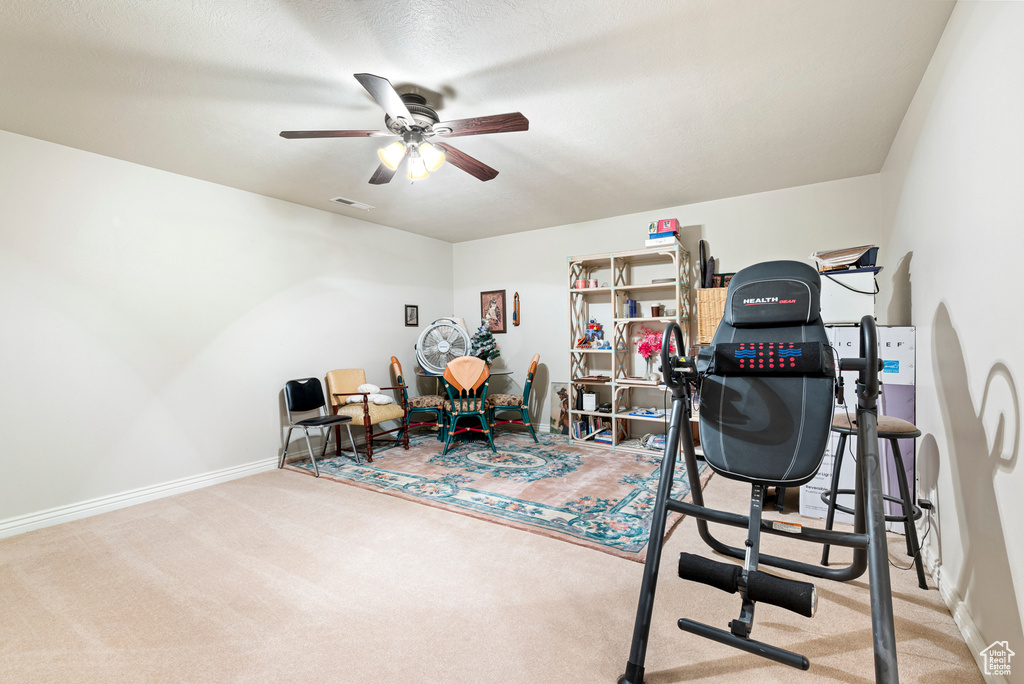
[433, 113, 529, 138]
[280, 130, 395, 139]
[369, 163, 398, 185]
[368, 149, 409, 185]
[433, 142, 498, 182]
[354, 73, 415, 126]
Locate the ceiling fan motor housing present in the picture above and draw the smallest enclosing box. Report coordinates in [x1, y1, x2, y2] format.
[385, 93, 440, 133]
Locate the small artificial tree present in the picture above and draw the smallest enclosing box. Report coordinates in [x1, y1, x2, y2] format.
[471, 318, 501, 364]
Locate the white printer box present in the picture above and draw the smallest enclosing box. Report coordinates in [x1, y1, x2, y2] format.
[819, 271, 877, 325]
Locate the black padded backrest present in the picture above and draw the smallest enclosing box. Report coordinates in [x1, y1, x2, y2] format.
[285, 378, 327, 413]
[724, 260, 821, 328]
[698, 261, 834, 487]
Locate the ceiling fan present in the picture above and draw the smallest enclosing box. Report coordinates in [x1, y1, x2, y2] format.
[280, 73, 529, 184]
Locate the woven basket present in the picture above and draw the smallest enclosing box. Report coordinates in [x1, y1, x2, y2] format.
[696, 288, 729, 345]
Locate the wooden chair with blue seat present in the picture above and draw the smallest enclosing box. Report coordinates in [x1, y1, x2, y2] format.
[390, 356, 446, 441]
[487, 353, 540, 442]
[440, 356, 495, 455]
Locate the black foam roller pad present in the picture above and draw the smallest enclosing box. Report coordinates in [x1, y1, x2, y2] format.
[746, 570, 817, 618]
[678, 553, 741, 594]
[713, 342, 835, 376]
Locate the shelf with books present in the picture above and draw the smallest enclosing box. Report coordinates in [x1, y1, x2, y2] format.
[567, 243, 690, 452]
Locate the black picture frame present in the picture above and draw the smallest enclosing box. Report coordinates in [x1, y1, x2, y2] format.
[480, 289, 507, 333]
[405, 305, 419, 327]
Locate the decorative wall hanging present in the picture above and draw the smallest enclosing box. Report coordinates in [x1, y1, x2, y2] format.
[405, 305, 419, 327]
[480, 289, 507, 333]
[513, 292, 520, 326]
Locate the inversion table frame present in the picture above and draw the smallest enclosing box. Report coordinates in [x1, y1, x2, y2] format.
[619, 316, 900, 683]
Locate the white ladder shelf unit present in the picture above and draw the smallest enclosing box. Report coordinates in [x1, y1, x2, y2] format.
[567, 244, 691, 453]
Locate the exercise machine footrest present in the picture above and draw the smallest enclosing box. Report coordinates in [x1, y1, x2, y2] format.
[679, 553, 817, 617]
[678, 618, 810, 670]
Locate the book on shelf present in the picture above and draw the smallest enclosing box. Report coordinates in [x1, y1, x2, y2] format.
[574, 415, 611, 441]
[569, 414, 623, 439]
[645, 235, 681, 248]
[648, 230, 677, 240]
[576, 374, 610, 383]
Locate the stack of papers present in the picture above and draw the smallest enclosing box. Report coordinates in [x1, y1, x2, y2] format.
[810, 245, 875, 271]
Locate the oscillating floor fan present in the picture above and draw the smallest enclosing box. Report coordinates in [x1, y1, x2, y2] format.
[416, 318, 471, 374]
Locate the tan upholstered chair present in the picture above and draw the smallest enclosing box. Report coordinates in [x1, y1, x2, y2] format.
[326, 368, 408, 462]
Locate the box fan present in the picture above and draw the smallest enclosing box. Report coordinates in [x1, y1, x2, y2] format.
[415, 318, 471, 374]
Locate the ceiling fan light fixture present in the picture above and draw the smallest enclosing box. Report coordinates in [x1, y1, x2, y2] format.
[282, 73, 527, 185]
[377, 140, 407, 170]
[406, 153, 429, 180]
[419, 142, 445, 172]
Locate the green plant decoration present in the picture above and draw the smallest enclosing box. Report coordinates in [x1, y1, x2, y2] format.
[471, 318, 501, 363]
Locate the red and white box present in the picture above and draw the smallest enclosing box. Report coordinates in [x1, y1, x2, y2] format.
[651, 218, 679, 234]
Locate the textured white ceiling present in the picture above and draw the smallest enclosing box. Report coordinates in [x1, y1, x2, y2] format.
[0, 0, 953, 243]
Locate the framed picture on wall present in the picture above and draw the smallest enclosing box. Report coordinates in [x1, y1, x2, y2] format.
[480, 289, 507, 333]
[405, 305, 419, 327]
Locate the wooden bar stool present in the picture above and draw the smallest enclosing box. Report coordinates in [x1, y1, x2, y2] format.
[820, 413, 928, 589]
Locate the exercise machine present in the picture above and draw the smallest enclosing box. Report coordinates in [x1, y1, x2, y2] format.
[619, 261, 899, 683]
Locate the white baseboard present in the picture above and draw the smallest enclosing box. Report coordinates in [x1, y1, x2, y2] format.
[923, 542, 999, 682]
[0, 457, 278, 540]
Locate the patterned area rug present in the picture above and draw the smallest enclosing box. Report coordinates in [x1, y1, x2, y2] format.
[283, 431, 711, 562]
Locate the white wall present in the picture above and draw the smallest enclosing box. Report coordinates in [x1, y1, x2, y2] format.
[453, 174, 879, 425]
[0, 130, 453, 526]
[877, 1, 1024, 672]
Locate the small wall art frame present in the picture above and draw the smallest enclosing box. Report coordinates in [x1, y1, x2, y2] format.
[405, 305, 419, 327]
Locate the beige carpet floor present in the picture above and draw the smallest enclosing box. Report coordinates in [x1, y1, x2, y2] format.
[0, 467, 982, 683]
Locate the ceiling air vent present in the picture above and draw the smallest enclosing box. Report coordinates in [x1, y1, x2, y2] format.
[329, 196, 374, 211]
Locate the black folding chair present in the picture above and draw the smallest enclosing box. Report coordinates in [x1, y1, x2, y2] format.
[620, 261, 901, 683]
[280, 378, 359, 477]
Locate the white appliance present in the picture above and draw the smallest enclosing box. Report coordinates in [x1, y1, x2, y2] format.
[819, 271, 878, 325]
[800, 326, 916, 533]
